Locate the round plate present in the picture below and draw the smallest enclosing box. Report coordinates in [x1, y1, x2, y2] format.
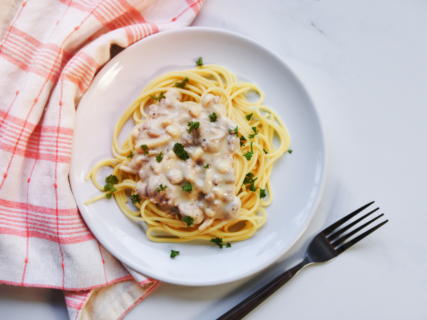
[70, 27, 327, 286]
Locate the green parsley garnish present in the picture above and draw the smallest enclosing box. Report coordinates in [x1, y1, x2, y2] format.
[242, 142, 254, 161]
[243, 172, 258, 192]
[209, 112, 217, 122]
[170, 250, 180, 258]
[173, 143, 189, 160]
[156, 152, 163, 163]
[126, 151, 134, 159]
[104, 175, 119, 199]
[181, 181, 193, 193]
[204, 164, 209, 169]
[246, 113, 253, 121]
[175, 77, 189, 89]
[140, 144, 149, 155]
[263, 149, 268, 154]
[196, 57, 203, 67]
[182, 216, 194, 227]
[249, 127, 258, 139]
[210, 237, 224, 249]
[157, 184, 168, 193]
[149, 91, 166, 102]
[288, 149, 293, 154]
[240, 135, 247, 147]
[187, 121, 200, 134]
[229, 126, 238, 135]
[259, 188, 267, 199]
[226, 243, 231, 248]
[131, 193, 141, 204]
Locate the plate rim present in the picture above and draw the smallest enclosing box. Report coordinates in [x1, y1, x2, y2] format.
[70, 26, 328, 286]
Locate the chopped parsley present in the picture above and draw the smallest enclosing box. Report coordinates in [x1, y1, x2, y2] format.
[263, 149, 268, 154]
[249, 127, 258, 139]
[156, 152, 163, 163]
[204, 164, 209, 169]
[126, 151, 134, 159]
[243, 172, 258, 192]
[196, 57, 203, 67]
[140, 144, 149, 155]
[157, 184, 168, 193]
[209, 112, 217, 122]
[210, 237, 224, 249]
[131, 193, 141, 204]
[259, 188, 267, 199]
[288, 149, 293, 154]
[242, 142, 254, 161]
[226, 243, 231, 248]
[182, 216, 194, 227]
[187, 121, 200, 134]
[246, 113, 253, 121]
[175, 77, 189, 89]
[104, 175, 119, 199]
[149, 91, 165, 102]
[240, 135, 247, 147]
[181, 181, 193, 193]
[170, 250, 180, 258]
[229, 126, 238, 135]
[173, 143, 189, 160]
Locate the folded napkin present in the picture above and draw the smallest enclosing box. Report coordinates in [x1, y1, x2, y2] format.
[0, 0, 204, 319]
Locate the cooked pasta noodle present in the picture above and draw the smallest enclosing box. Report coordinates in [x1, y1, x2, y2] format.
[85, 64, 290, 243]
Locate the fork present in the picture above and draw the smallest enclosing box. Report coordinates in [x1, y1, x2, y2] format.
[217, 201, 388, 320]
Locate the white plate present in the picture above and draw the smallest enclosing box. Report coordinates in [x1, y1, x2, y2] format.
[70, 27, 326, 286]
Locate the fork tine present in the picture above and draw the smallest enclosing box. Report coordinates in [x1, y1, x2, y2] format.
[322, 201, 375, 236]
[331, 213, 384, 246]
[335, 219, 388, 253]
[328, 208, 380, 241]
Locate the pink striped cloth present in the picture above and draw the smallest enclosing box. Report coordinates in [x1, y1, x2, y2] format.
[0, 0, 204, 319]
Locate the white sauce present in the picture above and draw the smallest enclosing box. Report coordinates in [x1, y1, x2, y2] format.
[121, 89, 241, 231]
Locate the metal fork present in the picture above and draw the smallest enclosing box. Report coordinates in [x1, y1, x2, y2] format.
[218, 201, 388, 320]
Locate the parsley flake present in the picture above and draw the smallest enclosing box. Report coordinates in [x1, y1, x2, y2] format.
[288, 149, 293, 154]
[170, 250, 180, 259]
[157, 184, 168, 193]
[149, 91, 165, 102]
[140, 145, 149, 155]
[127, 151, 134, 159]
[187, 121, 200, 134]
[196, 57, 203, 67]
[259, 188, 267, 199]
[226, 243, 231, 248]
[263, 149, 268, 154]
[249, 127, 258, 139]
[173, 143, 189, 160]
[181, 181, 193, 193]
[204, 164, 209, 169]
[131, 194, 141, 204]
[210, 237, 224, 249]
[209, 112, 217, 122]
[240, 135, 247, 147]
[243, 172, 258, 192]
[104, 175, 119, 199]
[156, 152, 163, 163]
[182, 216, 194, 227]
[229, 126, 238, 135]
[246, 113, 253, 121]
[242, 142, 254, 161]
[175, 77, 189, 89]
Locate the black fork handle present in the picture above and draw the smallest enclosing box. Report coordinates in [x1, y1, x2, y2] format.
[217, 260, 308, 320]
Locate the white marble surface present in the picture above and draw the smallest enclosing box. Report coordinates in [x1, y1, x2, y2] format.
[1, 0, 427, 319]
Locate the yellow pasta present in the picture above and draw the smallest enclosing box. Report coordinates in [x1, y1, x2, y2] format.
[85, 64, 290, 243]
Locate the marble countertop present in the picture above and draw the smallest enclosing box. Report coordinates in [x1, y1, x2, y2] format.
[1, 0, 426, 319]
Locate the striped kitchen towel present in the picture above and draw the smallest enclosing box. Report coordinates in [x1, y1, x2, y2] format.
[0, 0, 204, 319]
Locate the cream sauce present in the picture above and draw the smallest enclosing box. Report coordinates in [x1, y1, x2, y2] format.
[121, 89, 241, 231]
